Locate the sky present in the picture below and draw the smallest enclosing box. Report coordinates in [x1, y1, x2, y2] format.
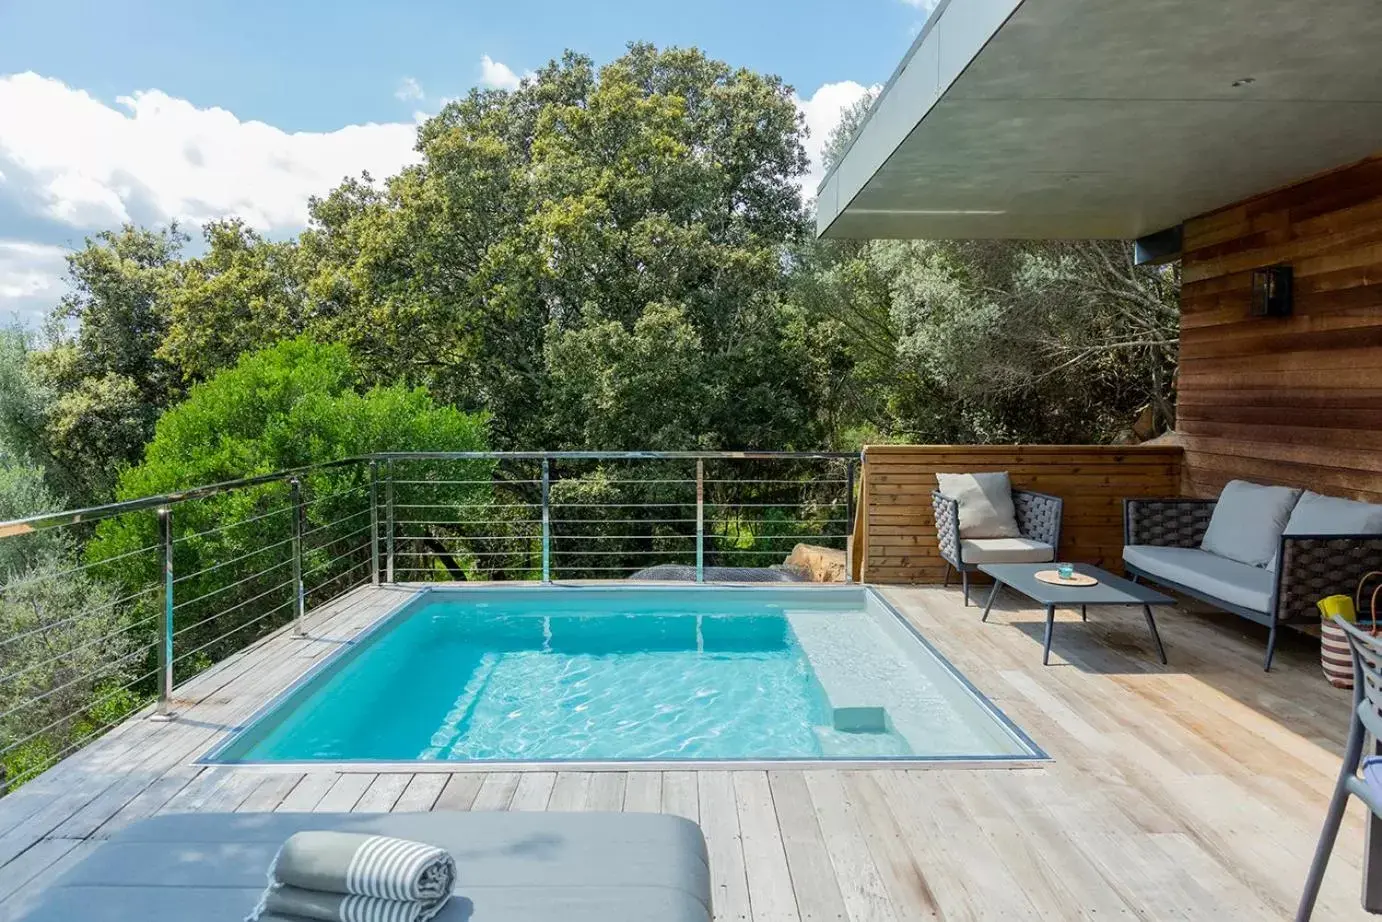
[0, 0, 936, 326]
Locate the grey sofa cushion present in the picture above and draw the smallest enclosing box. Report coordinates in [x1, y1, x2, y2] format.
[1124, 545, 1274, 613]
[1285, 491, 1382, 537]
[14, 811, 711, 922]
[1199, 480, 1301, 568]
[960, 537, 1055, 564]
[935, 472, 1019, 539]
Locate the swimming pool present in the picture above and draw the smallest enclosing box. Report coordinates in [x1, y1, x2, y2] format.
[207, 586, 1042, 766]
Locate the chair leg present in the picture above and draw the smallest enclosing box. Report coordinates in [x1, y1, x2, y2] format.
[943, 564, 952, 589]
[1296, 718, 1368, 921]
[1264, 623, 1279, 672]
[961, 570, 970, 607]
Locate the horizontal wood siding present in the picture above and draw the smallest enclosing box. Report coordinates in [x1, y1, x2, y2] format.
[859, 445, 1182, 584]
[1180, 155, 1382, 502]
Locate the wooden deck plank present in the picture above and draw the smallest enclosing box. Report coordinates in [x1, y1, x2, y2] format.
[623, 772, 663, 813]
[699, 771, 752, 922]
[0, 583, 1375, 921]
[393, 774, 446, 812]
[733, 771, 800, 922]
[767, 771, 849, 922]
[314, 773, 375, 812]
[434, 773, 485, 811]
[353, 774, 412, 813]
[508, 772, 556, 811]
[469, 773, 520, 811]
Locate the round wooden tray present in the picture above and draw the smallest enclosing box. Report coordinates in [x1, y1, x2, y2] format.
[1034, 569, 1099, 587]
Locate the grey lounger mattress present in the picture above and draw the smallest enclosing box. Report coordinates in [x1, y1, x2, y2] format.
[12, 810, 711, 922]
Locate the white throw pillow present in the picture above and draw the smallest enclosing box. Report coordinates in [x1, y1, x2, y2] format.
[935, 472, 1020, 539]
[1200, 480, 1302, 569]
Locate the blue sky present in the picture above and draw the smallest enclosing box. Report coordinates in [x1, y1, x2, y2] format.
[0, 0, 932, 324]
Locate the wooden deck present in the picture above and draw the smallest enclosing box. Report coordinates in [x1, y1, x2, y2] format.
[0, 581, 1371, 920]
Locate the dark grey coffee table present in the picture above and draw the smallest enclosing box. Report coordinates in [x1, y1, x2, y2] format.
[977, 562, 1171, 666]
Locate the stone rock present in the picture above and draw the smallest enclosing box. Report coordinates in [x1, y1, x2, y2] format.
[785, 543, 846, 583]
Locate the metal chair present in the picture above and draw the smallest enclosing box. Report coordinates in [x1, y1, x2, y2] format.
[1297, 616, 1382, 920]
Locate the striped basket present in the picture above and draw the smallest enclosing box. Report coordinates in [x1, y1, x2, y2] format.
[1322, 571, 1382, 689]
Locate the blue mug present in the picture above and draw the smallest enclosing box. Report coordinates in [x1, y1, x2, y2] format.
[1058, 563, 1075, 581]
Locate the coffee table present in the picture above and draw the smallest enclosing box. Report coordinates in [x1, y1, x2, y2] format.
[977, 562, 1171, 666]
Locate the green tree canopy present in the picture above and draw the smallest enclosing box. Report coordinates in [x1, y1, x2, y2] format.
[88, 337, 490, 676]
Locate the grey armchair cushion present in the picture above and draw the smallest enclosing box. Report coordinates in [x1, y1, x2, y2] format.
[1124, 545, 1274, 613]
[934, 472, 1019, 539]
[959, 538, 1055, 564]
[1199, 480, 1301, 568]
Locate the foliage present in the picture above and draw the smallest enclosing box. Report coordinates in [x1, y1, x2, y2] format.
[87, 338, 490, 673]
[0, 429, 137, 790]
[0, 558, 138, 789]
[146, 44, 819, 452]
[793, 91, 1180, 445]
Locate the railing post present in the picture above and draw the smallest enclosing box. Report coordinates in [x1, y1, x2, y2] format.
[844, 459, 856, 585]
[368, 460, 380, 587]
[154, 506, 175, 720]
[541, 457, 551, 584]
[696, 459, 705, 583]
[290, 477, 305, 635]
[385, 459, 395, 583]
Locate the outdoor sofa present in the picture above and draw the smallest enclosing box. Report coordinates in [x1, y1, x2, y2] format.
[1122, 480, 1382, 670]
[12, 811, 712, 922]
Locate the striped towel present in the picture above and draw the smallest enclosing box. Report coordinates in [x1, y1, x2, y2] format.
[255, 885, 446, 922]
[247, 832, 455, 922]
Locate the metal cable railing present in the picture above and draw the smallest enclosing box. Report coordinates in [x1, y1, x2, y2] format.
[0, 450, 857, 790]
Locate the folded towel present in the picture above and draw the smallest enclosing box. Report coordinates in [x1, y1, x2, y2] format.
[269, 832, 456, 901]
[255, 884, 448, 922]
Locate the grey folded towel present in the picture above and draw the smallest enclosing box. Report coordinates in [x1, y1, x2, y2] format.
[271, 832, 455, 901]
[246, 832, 456, 922]
[257, 884, 447, 922]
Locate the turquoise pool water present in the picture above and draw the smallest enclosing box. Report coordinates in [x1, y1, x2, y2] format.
[210, 587, 1040, 764]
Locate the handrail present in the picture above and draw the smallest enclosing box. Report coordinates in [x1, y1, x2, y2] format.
[0, 456, 368, 536]
[0, 451, 860, 538]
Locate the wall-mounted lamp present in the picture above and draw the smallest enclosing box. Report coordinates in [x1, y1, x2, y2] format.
[1251, 265, 1293, 318]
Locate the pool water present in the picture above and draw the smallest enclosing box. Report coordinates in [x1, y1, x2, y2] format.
[210, 587, 1040, 764]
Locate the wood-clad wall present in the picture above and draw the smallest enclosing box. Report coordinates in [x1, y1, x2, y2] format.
[1179, 155, 1382, 503]
[857, 445, 1182, 584]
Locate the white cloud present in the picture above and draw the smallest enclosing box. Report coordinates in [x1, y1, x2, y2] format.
[478, 56, 526, 92]
[794, 80, 876, 196]
[395, 77, 424, 102]
[0, 240, 67, 326]
[0, 72, 421, 233]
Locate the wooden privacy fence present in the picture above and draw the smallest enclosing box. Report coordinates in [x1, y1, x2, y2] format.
[852, 444, 1184, 584]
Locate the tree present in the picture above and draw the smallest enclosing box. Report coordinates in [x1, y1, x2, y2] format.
[158, 220, 308, 381]
[0, 432, 135, 790]
[30, 227, 187, 502]
[153, 44, 821, 452]
[795, 89, 1180, 445]
[87, 337, 491, 674]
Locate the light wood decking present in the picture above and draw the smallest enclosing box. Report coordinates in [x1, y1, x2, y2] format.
[0, 582, 1369, 920]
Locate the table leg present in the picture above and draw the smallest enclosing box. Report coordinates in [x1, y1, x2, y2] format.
[1042, 604, 1056, 665]
[1142, 604, 1168, 665]
[981, 580, 1002, 622]
[1080, 604, 1087, 622]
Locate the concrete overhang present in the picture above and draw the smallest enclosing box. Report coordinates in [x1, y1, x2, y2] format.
[817, 0, 1382, 241]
